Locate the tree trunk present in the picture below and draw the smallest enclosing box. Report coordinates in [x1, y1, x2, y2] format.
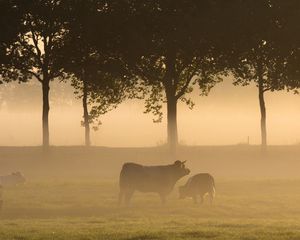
[165, 48, 178, 158]
[42, 80, 50, 147]
[82, 77, 91, 146]
[258, 74, 267, 149]
[166, 95, 178, 157]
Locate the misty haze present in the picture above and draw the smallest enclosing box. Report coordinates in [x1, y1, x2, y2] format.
[1, 79, 300, 146]
[1, 1, 300, 240]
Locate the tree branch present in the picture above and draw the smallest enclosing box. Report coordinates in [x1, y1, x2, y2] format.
[30, 29, 44, 68]
[175, 62, 198, 100]
[27, 70, 43, 83]
[135, 64, 157, 84]
[175, 74, 193, 100]
[263, 87, 272, 92]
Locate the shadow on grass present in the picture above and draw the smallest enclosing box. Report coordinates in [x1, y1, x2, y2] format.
[122, 234, 162, 240]
[182, 231, 219, 239]
[0, 206, 122, 219]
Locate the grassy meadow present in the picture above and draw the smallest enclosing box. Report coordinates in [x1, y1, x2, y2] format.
[1, 146, 300, 239]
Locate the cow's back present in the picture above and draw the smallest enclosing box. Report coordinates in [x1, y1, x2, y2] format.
[119, 163, 178, 193]
[119, 162, 145, 188]
[187, 173, 215, 194]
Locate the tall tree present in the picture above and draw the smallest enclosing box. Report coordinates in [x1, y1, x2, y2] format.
[118, 0, 227, 155]
[61, 0, 136, 146]
[2, 0, 69, 147]
[229, 0, 300, 149]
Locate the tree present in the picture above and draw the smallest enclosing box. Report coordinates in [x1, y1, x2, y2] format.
[0, 0, 23, 69]
[229, 0, 300, 149]
[2, 0, 69, 147]
[118, 0, 227, 156]
[271, 0, 300, 93]
[61, 0, 136, 146]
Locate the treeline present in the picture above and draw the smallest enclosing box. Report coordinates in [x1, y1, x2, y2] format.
[0, 0, 300, 154]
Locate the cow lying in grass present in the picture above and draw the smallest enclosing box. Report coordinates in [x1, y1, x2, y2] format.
[179, 173, 215, 204]
[119, 160, 190, 205]
[0, 172, 25, 211]
[0, 172, 26, 187]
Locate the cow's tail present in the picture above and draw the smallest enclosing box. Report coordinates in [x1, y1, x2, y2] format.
[118, 165, 125, 205]
[210, 175, 216, 198]
[119, 163, 130, 189]
[211, 185, 216, 198]
[118, 163, 130, 205]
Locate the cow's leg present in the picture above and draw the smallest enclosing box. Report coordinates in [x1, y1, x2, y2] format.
[199, 194, 204, 205]
[118, 189, 124, 206]
[124, 190, 134, 206]
[209, 191, 214, 205]
[192, 195, 198, 204]
[159, 194, 166, 205]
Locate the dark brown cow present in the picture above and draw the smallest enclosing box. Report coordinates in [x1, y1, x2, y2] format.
[179, 173, 215, 204]
[119, 160, 190, 205]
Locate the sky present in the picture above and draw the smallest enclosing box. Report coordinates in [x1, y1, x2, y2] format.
[0, 77, 300, 147]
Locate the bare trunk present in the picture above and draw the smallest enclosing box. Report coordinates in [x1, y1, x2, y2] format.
[258, 72, 267, 149]
[165, 49, 178, 159]
[167, 95, 178, 158]
[42, 80, 50, 147]
[164, 46, 192, 159]
[82, 78, 91, 146]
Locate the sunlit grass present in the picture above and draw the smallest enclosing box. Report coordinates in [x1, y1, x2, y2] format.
[1, 180, 300, 239]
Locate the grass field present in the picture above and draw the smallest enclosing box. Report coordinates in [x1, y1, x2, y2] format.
[1, 180, 300, 240]
[1, 146, 300, 239]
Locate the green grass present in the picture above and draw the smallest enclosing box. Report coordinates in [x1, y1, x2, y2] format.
[1, 180, 300, 239]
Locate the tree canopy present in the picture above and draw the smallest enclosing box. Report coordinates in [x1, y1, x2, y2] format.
[1, 0, 300, 150]
[0, 0, 24, 72]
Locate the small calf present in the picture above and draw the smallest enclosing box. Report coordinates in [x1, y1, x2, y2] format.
[0, 172, 26, 187]
[179, 173, 215, 204]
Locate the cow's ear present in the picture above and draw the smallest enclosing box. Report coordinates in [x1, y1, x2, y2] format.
[174, 160, 181, 167]
[181, 160, 187, 168]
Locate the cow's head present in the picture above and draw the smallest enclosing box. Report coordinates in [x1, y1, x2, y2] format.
[11, 172, 26, 185]
[173, 160, 190, 178]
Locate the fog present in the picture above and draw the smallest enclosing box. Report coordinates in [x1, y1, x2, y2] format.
[1, 77, 300, 147]
[2, 77, 300, 240]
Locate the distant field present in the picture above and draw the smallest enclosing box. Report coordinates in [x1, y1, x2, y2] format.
[1, 146, 300, 239]
[1, 180, 300, 239]
[0, 145, 300, 179]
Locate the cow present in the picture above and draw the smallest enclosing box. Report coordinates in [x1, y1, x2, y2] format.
[0, 172, 26, 187]
[119, 160, 190, 205]
[179, 173, 215, 204]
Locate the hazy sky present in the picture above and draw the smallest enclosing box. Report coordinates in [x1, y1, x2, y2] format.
[0, 77, 300, 147]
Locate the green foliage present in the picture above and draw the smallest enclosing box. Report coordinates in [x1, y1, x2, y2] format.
[0, 0, 23, 69]
[229, 0, 300, 92]
[1, 0, 69, 84]
[60, 0, 139, 130]
[118, 1, 228, 122]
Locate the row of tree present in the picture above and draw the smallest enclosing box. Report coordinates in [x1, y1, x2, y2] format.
[0, 0, 300, 155]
